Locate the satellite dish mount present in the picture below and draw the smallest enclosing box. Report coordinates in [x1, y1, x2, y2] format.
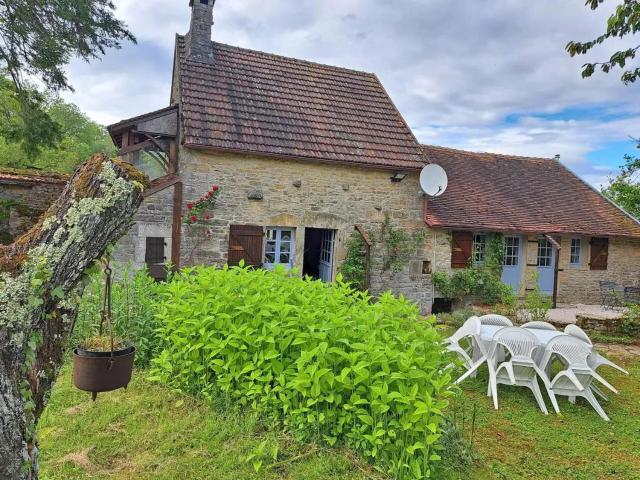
[419, 164, 448, 197]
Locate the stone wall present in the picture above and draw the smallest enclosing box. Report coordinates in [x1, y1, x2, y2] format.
[111, 183, 174, 270]
[0, 174, 67, 244]
[437, 231, 640, 306]
[176, 148, 439, 312]
[556, 236, 640, 305]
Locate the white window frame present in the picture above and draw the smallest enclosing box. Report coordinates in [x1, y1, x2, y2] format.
[537, 238, 553, 267]
[570, 238, 582, 266]
[503, 236, 520, 266]
[472, 233, 487, 265]
[263, 227, 295, 269]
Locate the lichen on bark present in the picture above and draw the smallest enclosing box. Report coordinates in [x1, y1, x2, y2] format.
[0, 153, 147, 479]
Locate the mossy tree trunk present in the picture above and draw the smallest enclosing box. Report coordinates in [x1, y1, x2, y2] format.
[0, 154, 147, 479]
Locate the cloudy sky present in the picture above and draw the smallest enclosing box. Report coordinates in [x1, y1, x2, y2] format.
[63, 0, 639, 187]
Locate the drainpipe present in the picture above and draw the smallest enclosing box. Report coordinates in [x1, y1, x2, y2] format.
[544, 234, 561, 308]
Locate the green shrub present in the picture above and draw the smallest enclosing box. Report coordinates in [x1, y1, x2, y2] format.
[73, 264, 162, 366]
[436, 309, 475, 328]
[518, 282, 553, 323]
[432, 268, 515, 307]
[150, 264, 454, 479]
[621, 304, 640, 338]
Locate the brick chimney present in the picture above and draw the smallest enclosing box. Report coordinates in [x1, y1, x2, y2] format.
[187, 0, 215, 63]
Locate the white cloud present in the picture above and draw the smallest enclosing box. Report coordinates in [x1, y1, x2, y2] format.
[61, 0, 639, 185]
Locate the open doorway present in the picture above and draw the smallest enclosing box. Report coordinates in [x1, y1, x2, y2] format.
[303, 228, 335, 282]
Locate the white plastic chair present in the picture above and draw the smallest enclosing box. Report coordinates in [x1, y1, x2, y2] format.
[522, 321, 557, 331]
[445, 316, 481, 376]
[563, 324, 629, 401]
[479, 314, 513, 327]
[487, 327, 554, 414]
[564, 324, 592, 344]
[539, 336, 617, 421]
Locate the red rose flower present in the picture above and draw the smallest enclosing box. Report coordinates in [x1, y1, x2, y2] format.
[187, 203, 193, 210]
[211, 185, 219, 192]
[206, 192, 212, 198]
[191, 215, 197, 222]
[204, 215, 210, 221]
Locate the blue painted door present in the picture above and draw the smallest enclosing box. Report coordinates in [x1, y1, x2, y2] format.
[536, 238, 555, 294]
[501, 236, 522, 292]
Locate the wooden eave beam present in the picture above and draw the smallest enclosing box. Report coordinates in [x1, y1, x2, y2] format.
[142, 174, 180, 198]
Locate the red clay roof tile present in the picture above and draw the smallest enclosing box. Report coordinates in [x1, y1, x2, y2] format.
[422, 145, 640, 239]
[176, 36, 425, 170]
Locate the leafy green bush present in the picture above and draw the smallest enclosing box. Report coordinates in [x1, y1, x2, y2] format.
[150, 265, 454, 479]
[73, 264, 162, 366]
[432, 268, 515, 306]
[621, 304, 640, 338]
[436, 308, 475, 328]
[518, 282, 553, 323]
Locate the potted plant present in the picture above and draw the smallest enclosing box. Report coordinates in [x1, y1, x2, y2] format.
[72, 259, 135, 401]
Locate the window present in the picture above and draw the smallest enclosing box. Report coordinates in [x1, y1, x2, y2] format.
[537, 239, 553, 267]
[503, 236, 520, 266]
[570, 238, 582, 266]
[264, 227, 294, 268]
[472, 234, 486, 264]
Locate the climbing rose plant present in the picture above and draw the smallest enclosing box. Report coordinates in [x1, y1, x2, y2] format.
[184, 184, 220, 225]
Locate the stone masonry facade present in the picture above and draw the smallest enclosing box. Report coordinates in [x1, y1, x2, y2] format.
[112, 147, 639, 312]
[515, 234, 640, 305]
[177, 148, 449, 312]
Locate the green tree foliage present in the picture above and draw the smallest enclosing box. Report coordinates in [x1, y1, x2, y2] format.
[567, 1, 640, 84]
[602, 145, 640, 220]
[150, 264, 454, 479]
[0, 96, 115, 172]
[0, 0, 134, 155]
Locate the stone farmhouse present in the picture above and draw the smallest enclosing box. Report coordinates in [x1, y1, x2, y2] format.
[102, 0, 640, 313]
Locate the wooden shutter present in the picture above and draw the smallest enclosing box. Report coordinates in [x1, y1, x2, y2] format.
[228, 225, 264, 267]
[589, 237, 609, 270]
[145, 237, 167, 281]
[451, 231, 473, 269]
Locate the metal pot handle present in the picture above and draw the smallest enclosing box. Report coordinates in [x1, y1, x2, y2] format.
[98, 257, 115, 369]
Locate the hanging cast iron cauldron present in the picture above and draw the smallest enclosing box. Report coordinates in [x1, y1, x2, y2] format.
[72, 259, 135, 400]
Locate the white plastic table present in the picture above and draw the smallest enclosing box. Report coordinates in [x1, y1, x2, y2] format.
[479, 325, 566, 346]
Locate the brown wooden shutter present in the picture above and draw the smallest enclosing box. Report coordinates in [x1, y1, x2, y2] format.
[228, 225, 264, 267]
[589, 237, 609, 270]
[451, 231, 473, 269]
[145, 237, 167, 281]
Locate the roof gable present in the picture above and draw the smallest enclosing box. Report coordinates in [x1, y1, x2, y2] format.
[175, 36, 425, 170]
[422, 145, 640, 239]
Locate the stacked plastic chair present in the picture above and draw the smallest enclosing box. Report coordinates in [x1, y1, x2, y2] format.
[522, 321, 557, 331]
[445, 316, 481, 381]
[478, 314, 513, 327]
[564, 324, 629, 401]
[539, 336, 619, 421]
[487, 327, 554, 413]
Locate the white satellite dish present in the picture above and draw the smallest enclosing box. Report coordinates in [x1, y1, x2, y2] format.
[420, 164, 448, 197]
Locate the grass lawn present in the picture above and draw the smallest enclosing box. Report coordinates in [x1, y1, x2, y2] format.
[38, 367, 380, 480]
[39, 352, 640, 480]
[450, 350, 640, 480]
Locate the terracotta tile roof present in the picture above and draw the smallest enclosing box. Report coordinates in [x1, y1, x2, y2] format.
[0, 168, 69, 186]
[422, 145, 640, 239]
[176, 36, 425, 170]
